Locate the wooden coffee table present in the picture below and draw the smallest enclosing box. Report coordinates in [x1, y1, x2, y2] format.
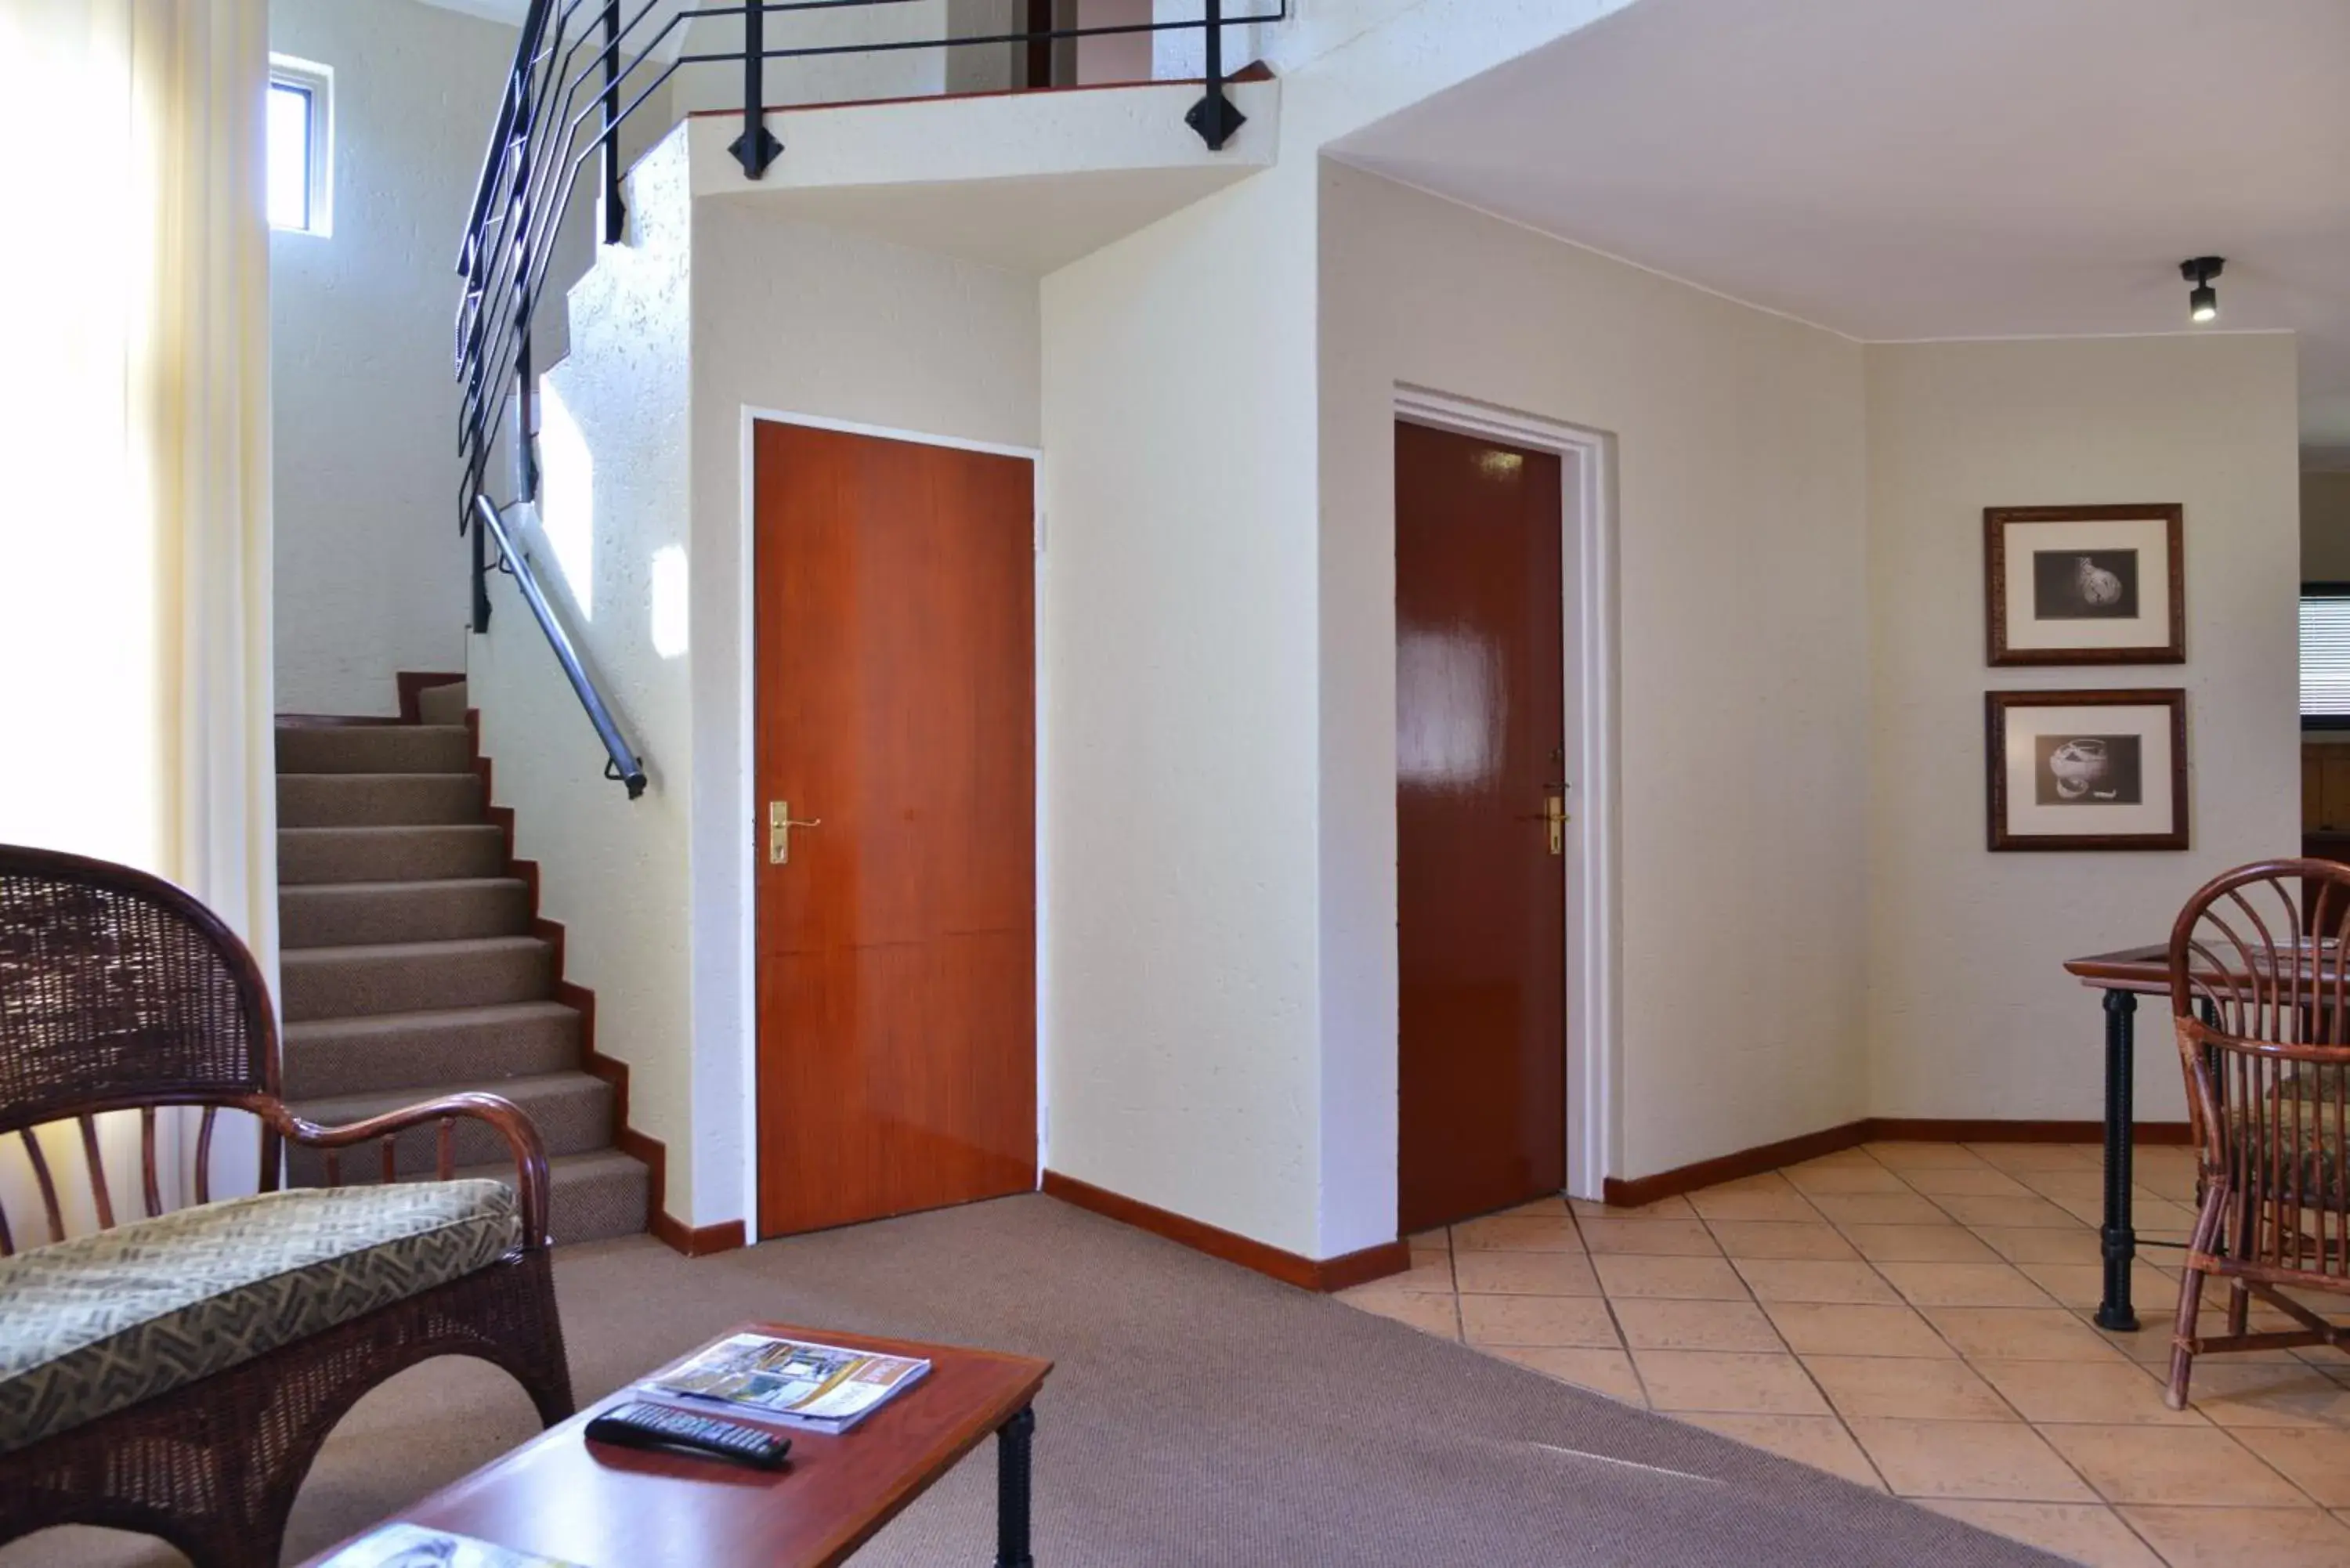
[300, 1322, 1051, 1568]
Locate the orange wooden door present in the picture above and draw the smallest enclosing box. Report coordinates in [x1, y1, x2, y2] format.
[754, 421, 1036, 1237]
[1395, 420, 1567, 1235]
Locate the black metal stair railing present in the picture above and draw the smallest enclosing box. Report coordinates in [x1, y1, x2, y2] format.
[455, 0, 1282, 792]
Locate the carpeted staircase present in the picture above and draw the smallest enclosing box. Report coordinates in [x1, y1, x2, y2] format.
[274, 681, 649, 1242]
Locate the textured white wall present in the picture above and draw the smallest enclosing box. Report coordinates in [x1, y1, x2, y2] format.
[1042, 155, 1329, 1257]
[1318, 163, 1872, 1202]
[270, 0, 518, 712]
[1864, 334, 2302, 1124]
[468, 132, 699, 1205]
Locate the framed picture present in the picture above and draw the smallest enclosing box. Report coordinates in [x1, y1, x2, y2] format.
[1984, 504, 2185, 666]
[1986, 689, 2188, 851]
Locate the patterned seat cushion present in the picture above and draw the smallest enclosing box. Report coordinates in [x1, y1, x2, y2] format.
[0, 1179, 518, 1453]
[2228, 1068, 2350, 1205]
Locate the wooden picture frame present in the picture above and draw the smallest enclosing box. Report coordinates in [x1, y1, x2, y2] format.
[1985, 504, 2185, 667]
[1986, 688, 2189, 851]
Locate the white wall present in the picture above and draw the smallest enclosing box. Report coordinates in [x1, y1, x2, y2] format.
[1864, 334, 2302, 1124]
[468, 132, 699, 1207]
[270, 0, 519, 712]
[1318, 164, 1873, 1205]
[1042, 155, 1329, 1257]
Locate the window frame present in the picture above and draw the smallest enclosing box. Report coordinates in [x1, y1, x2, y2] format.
[267, 53, 334, 238]
[2301, 581, 2350, 730]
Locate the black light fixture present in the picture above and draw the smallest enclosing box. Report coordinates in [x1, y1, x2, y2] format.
[2182, 256, 2225, 323]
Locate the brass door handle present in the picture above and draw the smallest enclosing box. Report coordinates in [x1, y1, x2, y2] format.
[1513, 795, 1570, 854]
[768, 800, 822, 865]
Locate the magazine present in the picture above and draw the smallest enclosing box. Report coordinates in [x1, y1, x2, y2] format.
[316, 1524, 584, 1568]
[645, 1331, 930, 1432]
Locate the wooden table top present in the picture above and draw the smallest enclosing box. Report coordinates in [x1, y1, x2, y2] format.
[2063, 944, 2172, 992]
[299, 1323, 1052, 1568]
[2065, 941, 2350, 994]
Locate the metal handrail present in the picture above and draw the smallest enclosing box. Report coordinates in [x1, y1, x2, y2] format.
[472, 496, 648, 800]
[457, 0, 1282, 791]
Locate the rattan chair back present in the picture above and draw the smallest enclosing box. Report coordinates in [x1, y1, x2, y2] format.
[0, 843, 282, 1254]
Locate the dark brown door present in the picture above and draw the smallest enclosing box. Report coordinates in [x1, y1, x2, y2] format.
[754, 421, 1036, 1238]
[1395, 420, 1567, 1235]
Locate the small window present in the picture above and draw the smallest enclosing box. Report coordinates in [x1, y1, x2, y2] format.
[2301, 585, 2350, 727]
[268, 56, 332, 236]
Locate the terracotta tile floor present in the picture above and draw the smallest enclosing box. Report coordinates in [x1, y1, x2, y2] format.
[1337, 1141, 2350, 1566]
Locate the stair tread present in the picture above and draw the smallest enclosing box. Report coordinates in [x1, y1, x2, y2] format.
[274, 721, 468, 735]
[281, 876, 525, 897]
[280, 824, 499, 837]
[288, 1069, 608, 1122]
[276, 771, 483, 782]
[465, 1147, 645, 1183]
[280, 934, 549, 964]
[284, 999, 577, 1041]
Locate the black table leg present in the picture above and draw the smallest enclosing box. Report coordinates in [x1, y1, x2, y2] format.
[995, 1404, 1035, 1568]
[2097, 988, 2139, 1331]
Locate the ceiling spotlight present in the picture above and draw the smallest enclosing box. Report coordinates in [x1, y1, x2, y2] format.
[2181, 256, 2224, 323]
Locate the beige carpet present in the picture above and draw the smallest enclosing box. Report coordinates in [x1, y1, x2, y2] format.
[4, 1195, 2060, 1566]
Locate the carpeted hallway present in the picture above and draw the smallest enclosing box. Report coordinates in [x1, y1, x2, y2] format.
[5, 1196, 2057, 1566]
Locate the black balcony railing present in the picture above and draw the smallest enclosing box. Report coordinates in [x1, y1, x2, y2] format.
[454, 1, 1280, 791]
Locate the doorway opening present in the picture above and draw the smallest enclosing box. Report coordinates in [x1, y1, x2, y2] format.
[748, 417, 1039, 1239]
[1392, 388, 1620, 1222]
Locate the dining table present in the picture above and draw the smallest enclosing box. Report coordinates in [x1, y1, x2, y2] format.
[2059, 944, 2184, 1332]
[2062, 935, 2350, 1331]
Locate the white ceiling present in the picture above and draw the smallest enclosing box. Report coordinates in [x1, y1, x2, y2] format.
[1330, 0, 2350, 455]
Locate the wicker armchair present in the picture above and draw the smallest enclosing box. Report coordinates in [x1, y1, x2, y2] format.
[2164, 858, 2350, 1409]
[0, 844, 574, 1567]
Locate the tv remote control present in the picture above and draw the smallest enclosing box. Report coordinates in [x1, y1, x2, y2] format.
[585, 1401, 792, 1470]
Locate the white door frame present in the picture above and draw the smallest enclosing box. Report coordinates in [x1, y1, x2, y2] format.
[1392, 385, 1622, 1200]
[736, 406, 1047, 1235]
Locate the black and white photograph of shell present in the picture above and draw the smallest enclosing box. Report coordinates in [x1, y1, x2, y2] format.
[2031, 548, 2139, 620]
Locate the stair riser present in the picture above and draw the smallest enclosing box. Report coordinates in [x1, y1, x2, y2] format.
[543, 1160, 652, 1245]
[281, 943, 552, 1021]
[416, 683, 468, 727]
[278, 774, 483, 828]
[279, 827, 506, 885]
[282, 1010, 580, 1100]
[280, 880, 530, 949]
[284, 1079, 613, 1179]
[277, 726, 472, 775]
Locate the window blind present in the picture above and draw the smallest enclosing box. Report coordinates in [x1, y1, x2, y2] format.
[2301, 591, 2350, 721]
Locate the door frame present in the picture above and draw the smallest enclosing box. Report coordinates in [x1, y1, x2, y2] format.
[1392, 385, 1622, 1200]
[736, 406, 1047, 1231]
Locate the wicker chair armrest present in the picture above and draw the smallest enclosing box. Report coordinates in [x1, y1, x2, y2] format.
[259, 1093, 552, 1250]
